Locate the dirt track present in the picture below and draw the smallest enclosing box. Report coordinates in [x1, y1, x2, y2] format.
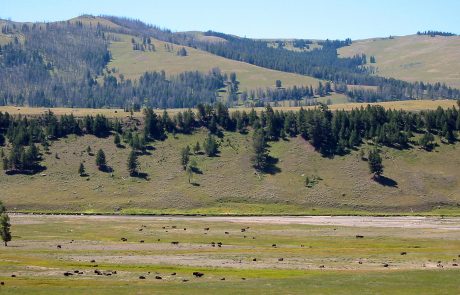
[12, 214, 460, 230]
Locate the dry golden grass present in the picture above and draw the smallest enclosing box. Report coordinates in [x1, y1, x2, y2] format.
[0, 100, 456, 119]
[1, 127, 459, 215]
[339, 35, 460, 88]
[108, 34, 321, 91]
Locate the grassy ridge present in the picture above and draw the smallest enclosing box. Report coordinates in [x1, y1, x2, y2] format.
[108, 33, 321, 91]
[339, 35, 460, 88]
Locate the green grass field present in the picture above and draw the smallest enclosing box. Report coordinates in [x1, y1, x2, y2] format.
[339, 35, 460, 89]
[1, 214, 459, 294]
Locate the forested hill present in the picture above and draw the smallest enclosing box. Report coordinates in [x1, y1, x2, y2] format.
[0, 15, 459, 109]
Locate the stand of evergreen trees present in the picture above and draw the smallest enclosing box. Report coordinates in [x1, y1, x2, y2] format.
[1, 101, 460, 175]
[417, 31, 456, 37]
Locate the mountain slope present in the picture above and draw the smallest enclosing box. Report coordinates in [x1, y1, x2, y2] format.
[108, 33, 322, 91]
[1, 130, 459, 214]
[339, 35, 460, 88]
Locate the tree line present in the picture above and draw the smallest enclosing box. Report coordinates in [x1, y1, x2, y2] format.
[417, 31, 456, 37]
[1, 101, 460, 176]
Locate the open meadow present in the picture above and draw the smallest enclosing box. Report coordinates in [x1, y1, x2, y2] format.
[339, 35, 460, 89]
[0, 214, 459, 294]
[0, 99, 456, 119]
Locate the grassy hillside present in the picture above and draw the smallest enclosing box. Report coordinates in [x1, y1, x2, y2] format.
[339, 35, 460, 88]
[1, 127, 459, 215]
[108, 33, 322, 92]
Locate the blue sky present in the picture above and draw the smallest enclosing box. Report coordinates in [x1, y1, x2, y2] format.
[2, 0, 459, 40]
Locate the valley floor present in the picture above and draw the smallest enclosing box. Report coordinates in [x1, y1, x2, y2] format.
[1, 214, 459, 294]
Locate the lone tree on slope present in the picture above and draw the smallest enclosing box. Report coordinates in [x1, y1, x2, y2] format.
[368, 149, 383, 180]
[127, 150, 139, 176]
[0, 211, 12, 247]
[95, 149, 107, 171]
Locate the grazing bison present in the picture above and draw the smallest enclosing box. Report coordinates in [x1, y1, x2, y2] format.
[355, 235, 364, 239]
[193, 272, 204, 277]
[139, 276, 146, 279]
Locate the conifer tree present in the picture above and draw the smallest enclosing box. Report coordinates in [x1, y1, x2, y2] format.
[203, 134, 218, 157]
[251, 129, 268, 171]
[181, 146, 190, 169]
[95, 149, 106, 170]
[193, 141, 201, 154]
[114, 133, 121, 147]
[127, 150, 139, 176]
[368, 149, 383, 179]
[0, 213, 11, 247]
[78, 163, 86, 176]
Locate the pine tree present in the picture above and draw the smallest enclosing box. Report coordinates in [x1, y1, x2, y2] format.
[0, 213, 12, 246]
[181, 146, 190, 169]
[193, 141, 201, 154]
[95, 149, 106, 170]
[368, 149, 383, 179]
[203, 134, 218, 157]
[186, 164, 193, 183]
[251, 129, 268, 171]
[127, 150, 139, 176]
[419, 132, 435, 150]
[78, 163, 86, 176]
[114, 133, 121, 147]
